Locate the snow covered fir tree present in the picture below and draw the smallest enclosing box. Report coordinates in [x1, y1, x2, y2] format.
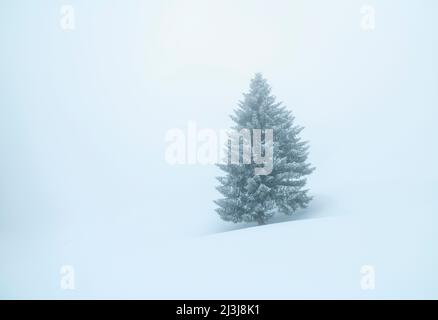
[215, 73, 314, 225]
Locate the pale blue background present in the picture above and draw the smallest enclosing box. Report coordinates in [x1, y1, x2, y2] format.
[1, 0, 437, 298]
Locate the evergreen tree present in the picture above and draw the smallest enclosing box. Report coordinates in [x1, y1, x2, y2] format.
[215, 73, 314, 225]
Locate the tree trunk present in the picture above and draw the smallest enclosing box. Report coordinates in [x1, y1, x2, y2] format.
[256, 216, 265, 225]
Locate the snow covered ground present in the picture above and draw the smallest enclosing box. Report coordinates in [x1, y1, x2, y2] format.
[1, 176, 437, 299]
